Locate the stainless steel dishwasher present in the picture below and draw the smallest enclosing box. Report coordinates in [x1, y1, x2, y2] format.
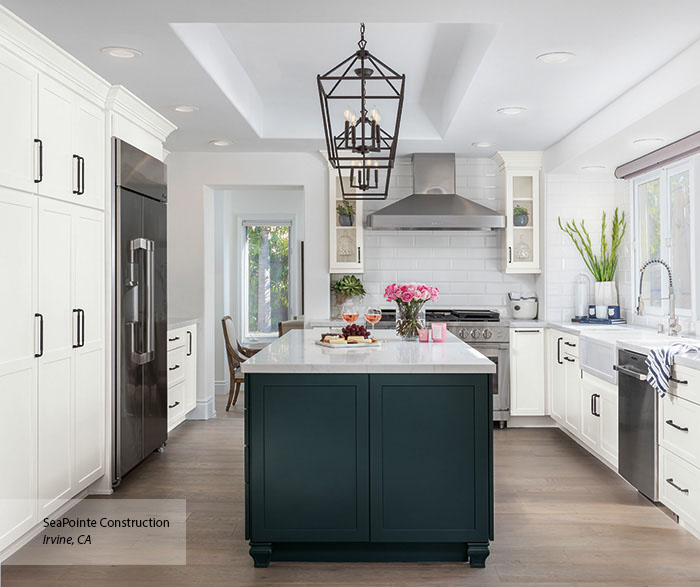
[614, 349, 658, 501]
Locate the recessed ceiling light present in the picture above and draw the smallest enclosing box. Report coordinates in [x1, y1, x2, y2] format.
[633, 138, 664, 145]
[536, 51, 576, 64]
[581, 165, 607, 171]
[209, 139, 232, 147]
[497, 107, 527, 115]
[472, 141, 492, 148]
[170, 105, 199, 113]
[101, 46, 142, 59]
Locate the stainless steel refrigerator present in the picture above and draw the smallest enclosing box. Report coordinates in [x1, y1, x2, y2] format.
[112, 138, 168, 487]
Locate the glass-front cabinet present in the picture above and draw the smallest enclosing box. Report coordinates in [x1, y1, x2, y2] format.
[493, 152, 542, 274]
[327, 157, 364, 273]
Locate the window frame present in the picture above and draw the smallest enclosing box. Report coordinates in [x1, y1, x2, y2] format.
[238, 215, 297, 341]
[631, 157, 696, 321]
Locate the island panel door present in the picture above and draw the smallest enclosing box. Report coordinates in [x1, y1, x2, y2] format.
[248, 374, 369, 542]
[369, 374, 491, 543]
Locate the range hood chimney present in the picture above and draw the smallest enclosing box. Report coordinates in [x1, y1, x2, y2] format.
[366, 153, 506, 231]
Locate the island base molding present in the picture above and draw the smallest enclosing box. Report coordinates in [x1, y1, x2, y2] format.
[249, 541, 490, 568]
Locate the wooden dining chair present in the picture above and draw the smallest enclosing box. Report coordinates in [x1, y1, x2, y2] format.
[221, 315, 259, 410]
[277, 319, 305, 337]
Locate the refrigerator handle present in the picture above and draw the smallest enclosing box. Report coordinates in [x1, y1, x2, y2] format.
[129, 237, 155, 365]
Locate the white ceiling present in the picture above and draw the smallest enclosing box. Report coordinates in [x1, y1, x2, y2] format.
[4, 0, 700, 158]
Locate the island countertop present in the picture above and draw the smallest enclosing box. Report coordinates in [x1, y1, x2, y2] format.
[241, 329, 495, 374]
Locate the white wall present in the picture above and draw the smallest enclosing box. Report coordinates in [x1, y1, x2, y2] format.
[214, 186, 305, 393]
[167, 151, 327, 418]
[544, 174, 630, 322]
[358, 157, 536, 313]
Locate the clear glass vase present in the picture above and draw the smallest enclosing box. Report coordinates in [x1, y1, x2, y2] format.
[395, 301, 426, 341]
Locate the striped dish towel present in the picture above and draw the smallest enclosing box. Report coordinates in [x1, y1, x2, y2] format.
[646, 343, 700, 398]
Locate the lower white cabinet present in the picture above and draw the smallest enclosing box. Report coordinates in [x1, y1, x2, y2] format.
[0, 189, 105, 552]
[563, 351, 581, 435]
[167, 324, 197, 431]
[579, 372, 618, 467]
[547, 330, 565, 423]
[510, 327, 546, 416]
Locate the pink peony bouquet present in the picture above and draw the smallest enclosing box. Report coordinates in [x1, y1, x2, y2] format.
[384, 283, 439, 304]
[384, 283, 439, 340]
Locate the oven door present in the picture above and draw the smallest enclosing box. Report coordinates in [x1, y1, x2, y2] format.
[473, 343, 510, 423]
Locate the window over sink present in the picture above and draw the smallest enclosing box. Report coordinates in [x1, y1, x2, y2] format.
[632, 156, 696, 319]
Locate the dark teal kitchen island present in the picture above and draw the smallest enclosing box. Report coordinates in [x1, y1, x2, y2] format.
[242, 330, 495, 568]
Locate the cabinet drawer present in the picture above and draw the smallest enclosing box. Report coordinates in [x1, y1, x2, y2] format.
[167, 346, 186, 387]
[660, 393, 700, 468]
[668, 364, 700, 406]
[659, 447, 700, 528]
[167, 327, 186, 351]
[167, 380, 186, 426]
[561, 334, 579, 358]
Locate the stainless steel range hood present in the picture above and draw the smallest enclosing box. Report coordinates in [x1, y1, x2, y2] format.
[366, 153, 505, 230]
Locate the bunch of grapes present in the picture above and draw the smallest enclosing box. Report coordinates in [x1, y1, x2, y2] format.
[342, 324, 370, 338]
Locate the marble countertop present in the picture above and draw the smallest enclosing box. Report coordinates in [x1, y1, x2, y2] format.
[167, 317, 199, 330]
[241, 329, 496, 374]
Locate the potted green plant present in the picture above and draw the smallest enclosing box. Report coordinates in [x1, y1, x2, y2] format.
[513, 204, 530, 227]
[558, 208, 627, 310]
[330, 275, 366, 318]
[336, 201, 355, 226]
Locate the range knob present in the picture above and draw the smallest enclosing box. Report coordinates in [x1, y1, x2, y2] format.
[470, 329, 482, 339]
[482, 329, 493, 340]
[459, 328, 467, 339]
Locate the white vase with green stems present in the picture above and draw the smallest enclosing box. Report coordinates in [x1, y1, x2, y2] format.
[558, 208, 627, 311]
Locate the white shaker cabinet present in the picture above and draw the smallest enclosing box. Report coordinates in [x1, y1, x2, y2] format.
[72, 97, 105, 210]
[563, 351, 581, 435]
[547, 330, 565, 423]
[0, 188, 37, 552]
[167, 324, 198, 431]
[510, 327, 546, 416]
[0, 46, 37, 193]
[184, 325, 197, 413]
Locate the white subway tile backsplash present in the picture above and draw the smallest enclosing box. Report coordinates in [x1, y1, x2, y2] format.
[360, 157, 536, 312]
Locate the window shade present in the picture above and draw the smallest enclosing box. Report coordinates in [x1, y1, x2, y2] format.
[615, 130, 700, 179]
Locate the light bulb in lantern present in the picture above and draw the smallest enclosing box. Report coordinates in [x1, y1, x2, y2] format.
[369, 106, 380, 122]
[350, 114, 357, 124]
[344, 107, 352, 121]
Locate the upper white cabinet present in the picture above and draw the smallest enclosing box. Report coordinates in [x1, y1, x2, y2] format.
[493, 152, 542, 274]
[327, 159, 364, 274]
[0, 45, 37, 193]
[38, 76, 105, 209]
[510, 327, 546, 416]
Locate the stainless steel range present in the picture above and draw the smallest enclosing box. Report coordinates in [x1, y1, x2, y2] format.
[375, 309, 510, 426]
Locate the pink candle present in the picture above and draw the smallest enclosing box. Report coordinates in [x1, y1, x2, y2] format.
[431, 322, 447, 342]
[418, 329, 430, 342]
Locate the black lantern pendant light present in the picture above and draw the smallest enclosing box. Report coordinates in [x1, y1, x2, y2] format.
[317, 23, 405, 200]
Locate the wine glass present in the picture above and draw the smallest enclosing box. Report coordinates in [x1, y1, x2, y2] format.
[341, 301, 360, 325]
[364, 306, 382, 335]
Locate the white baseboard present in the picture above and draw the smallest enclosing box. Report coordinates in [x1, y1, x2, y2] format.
[187, 396, 216, 420]
[215, 380, 229, 395]
[507, 415, 557, 428]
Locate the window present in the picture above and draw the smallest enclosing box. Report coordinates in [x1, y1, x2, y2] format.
[241, 221, 293, 339]
[633, 159, 695, 317]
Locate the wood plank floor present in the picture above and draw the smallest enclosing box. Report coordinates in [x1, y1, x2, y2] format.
[4, 393, 700, 586]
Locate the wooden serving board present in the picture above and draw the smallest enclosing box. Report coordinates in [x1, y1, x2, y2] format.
[315, 340, 383, 349]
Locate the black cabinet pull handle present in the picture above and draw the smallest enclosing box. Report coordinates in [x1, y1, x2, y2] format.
[590, 393, 595, 416]
[594, 394, 600, 417]
[564, 341, 577, 347]
[168, 336, 180, 342]
[564, 356, 575, 363]
[73, 309, 80, 347]
[508, 246, 512, 263]
[514, 329, 540, 333]
[670, 376, 688, 385]
[35, 312, 44, 357]
[72, 155, 81, 194]
[357, 246, 361, 264]
[169, 401, 180, 409]
[666, 419, 689, 432]
[34, 139, 43, 183]
[187, 330, 192, 356]
[557, 337, 563, 365]
[79, 156, 85, 195]
[169, 364, 180, 371]
[666, 478, 689, 494]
